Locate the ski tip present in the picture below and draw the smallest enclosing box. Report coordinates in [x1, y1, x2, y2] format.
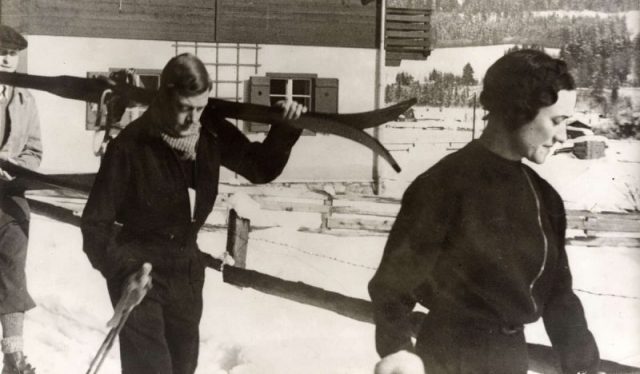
[397, 98, 417, 109]
[392, 163, 402, 173]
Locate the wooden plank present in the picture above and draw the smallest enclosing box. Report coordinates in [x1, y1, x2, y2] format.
[222, 263, 376, 323]
[27, 198, 82, 227]
[386, 51, 431, 60]
[567, 236, 640, 248]
[387, 30, 430, 38]
[258, 199, 331, 214]
[332, 205, 399, 217]
[386, 14, 430, 22]
[567, 215, 640, 233]
[328, 217, 394, 231]
[2, 0, 217, 42]
[386, 38, 430, 47]
[226, 209, 250, 268]
[216, 0, 378, 48]
[567, 210, 640, 221]
[387, 0, 432, 9]
[386, 21, 430, 31]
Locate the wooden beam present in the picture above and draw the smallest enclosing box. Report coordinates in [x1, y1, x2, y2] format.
[385, 38, 430, 47]
[226, 209, 250, 268]
[386, 21, 430, 30]
[387, 30, 430, 38]
[386, 13, 430, 22]
[386, 51, 432, 60]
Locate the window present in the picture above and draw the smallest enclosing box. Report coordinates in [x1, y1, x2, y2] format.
[269, 78, 313, 108]
[247, 73, 339, 133]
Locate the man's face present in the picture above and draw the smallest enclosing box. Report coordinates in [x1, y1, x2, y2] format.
[0, 49, 19, 73]
[162, 90, 210, 137]
[510, 89, 576, 164]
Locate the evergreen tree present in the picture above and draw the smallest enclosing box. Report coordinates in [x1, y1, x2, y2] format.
[461, 63, 477, 85]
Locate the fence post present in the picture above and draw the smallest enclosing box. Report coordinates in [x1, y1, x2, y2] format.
[226, 209, 250, 269]
[320, 194, 334, 232]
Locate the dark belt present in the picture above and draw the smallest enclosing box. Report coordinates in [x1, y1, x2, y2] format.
[119, 226, 197, 249]
[426, 310, 524, 336]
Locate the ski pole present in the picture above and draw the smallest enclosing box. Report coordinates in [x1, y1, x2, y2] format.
[85, 263, 153, 374]
[85, 309, 132, 374]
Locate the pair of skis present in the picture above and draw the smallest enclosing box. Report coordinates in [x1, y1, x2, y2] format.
[0, 71, 414, 173]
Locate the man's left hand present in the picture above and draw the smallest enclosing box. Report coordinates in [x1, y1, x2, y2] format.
[274, 100, 307, 120]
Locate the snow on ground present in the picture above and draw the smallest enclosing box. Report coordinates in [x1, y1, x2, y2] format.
[26, 217, 380, 374]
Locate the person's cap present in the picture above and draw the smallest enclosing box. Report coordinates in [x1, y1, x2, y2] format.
[0, 25, 28, 51]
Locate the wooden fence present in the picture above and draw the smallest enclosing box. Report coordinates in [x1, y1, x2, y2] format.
[213, 190, 640, 247]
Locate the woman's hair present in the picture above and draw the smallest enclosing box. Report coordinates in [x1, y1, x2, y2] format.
[159, 53, 212, 98]
[479, 49, 576, 129]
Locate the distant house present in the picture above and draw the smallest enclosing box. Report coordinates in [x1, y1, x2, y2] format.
[1, 0, 431, 192]
[567, 120, 594, 139]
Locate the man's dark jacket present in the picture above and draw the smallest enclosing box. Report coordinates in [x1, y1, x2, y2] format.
[81, 106, 301, 281]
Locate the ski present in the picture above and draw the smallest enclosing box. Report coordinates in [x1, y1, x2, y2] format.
[0, 71, 413, 172]
[0, 160, 94, 194]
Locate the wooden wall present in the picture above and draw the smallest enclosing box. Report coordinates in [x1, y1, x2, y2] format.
[1, 0, 380, 48]
[0, 0, 217, 42]
[216, 0, 378, 48]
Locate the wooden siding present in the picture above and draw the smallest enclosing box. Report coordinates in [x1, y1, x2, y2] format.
[1, 0, 379, 48]
[385, 7, 431, 66]
[1, 1, 433, 61]
[1, 0, 216, 42]
[216, 0, 378, 48]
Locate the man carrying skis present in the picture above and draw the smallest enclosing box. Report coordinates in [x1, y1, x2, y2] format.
[0, 25, 41, 374]
[81, 53, 306, 374]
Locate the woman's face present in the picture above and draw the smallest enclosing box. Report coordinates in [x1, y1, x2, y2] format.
[510, 90, 577, 164]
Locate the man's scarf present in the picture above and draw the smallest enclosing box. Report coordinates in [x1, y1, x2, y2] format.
[160, 122, 201, 161]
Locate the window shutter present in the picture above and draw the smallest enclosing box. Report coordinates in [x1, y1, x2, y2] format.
[314, 78, 339, 113]
[246, 76, 272, 132]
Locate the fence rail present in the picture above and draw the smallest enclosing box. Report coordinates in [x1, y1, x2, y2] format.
[30, 189, 640, 246]
[216, 191, 640, 246]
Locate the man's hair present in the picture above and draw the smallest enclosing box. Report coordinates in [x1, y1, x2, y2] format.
[479, 49, 576, 130]
[159, 53, 212, 97]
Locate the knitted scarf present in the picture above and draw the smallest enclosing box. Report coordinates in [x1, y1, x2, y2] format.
[160, 122, 201, 161]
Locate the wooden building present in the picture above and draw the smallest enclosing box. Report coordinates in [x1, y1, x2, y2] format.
[0, 0, 431, 190]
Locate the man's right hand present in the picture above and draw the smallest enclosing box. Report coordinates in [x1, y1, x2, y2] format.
[107, 263, 153, 328]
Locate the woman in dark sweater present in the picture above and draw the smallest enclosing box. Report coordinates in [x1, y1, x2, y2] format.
[369, 49, 600, 374]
